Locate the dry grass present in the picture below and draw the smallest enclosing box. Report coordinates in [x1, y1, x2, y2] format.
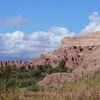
[0, 70, 100, 100]
[0, 91, 99, 100]
[0, 78, 100, 100]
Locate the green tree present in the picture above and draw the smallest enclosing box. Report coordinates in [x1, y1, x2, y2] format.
[58, 59, 66, 72]
[0, 66, 16, 93]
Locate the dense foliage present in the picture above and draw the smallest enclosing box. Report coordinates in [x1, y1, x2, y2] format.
[0, 59, 73, 93]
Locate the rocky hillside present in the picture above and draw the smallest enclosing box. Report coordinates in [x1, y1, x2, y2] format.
[32, 31, 100, 71]
[61, 31, 100, 48]
[37, 31, 100, 88]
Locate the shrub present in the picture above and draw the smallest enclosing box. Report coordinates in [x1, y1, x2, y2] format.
[28, 84, 44, 92]
[64, 67, 73, 73]
[17, 78, 36, 88]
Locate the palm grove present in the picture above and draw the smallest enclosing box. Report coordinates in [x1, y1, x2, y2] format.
[0, 59, 73, 93]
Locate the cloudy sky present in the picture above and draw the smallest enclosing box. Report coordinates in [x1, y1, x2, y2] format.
[0, 0, 100, 60]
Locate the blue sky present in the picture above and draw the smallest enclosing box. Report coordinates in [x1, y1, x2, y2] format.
[0, 0, 100, 60]
[0, 0, 100, 33]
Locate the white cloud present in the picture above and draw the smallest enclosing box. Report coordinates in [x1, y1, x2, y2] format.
[0, 26, 74, 56]
[1, 31, 24, 54]
[1, 12, 100, 59]
[0, 15, 31, 26]
[80, 12, 100, 33]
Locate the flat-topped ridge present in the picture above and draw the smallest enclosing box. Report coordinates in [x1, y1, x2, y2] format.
[61, 31, 100, 48]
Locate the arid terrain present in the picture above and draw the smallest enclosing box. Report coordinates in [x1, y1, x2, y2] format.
[0, 31, 100, 100]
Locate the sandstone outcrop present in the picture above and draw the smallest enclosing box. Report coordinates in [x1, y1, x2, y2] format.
[31, 32, 100, 70]
[61, 31, 100, 48]
[37, 31, 100, 87]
